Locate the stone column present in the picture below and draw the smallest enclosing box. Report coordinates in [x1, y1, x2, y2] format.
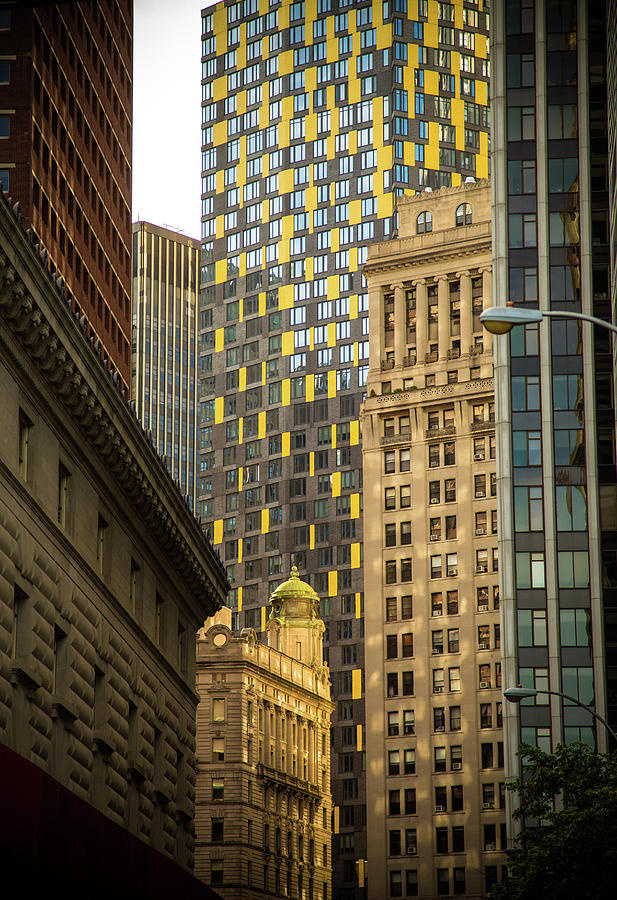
[458, 271, 472, 358]
[415, 279, 427, 364]
[481, 266, 493, 356]
[393, 282, 406, 369]
[437, 275, 450, 360]
[368, 284, 383, 376]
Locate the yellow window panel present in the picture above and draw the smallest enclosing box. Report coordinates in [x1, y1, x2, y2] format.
[352, 668, 362, 699]
[238, 538, 243, 565]
[261, 508, 270, 534]
[215, 396, 224, 424]
[349, 295, 358, 320]
[452, 172, 462, 187]
[476, 80, 489, 106]
[310, 524, 315, 550]
[238, 467, 244, 491]
[212, 76, 227, 103]
[358, 859, 365, 888]
[215, 328, 224, 353]
[425, 143, 439, 170]
[351, 542, 361, 569]
[261, 606, 267, 633]
[213, 519, 223, 545]
[333, 806, 340, 835]
[328, 371, 337, 400]
[356, 724, 363, 752]
[306, 377, 314, 403]
[350, 420, 359, 445]
[282, 331, 294, 356]
[239, 367, 246, 392]
[350, 493, 360, 519]
[424, 69, 439, 94]
[238, 416, 244, 445]
[355, 592, 362, 619]
[215, 258, 227, 283]
[327, 322, 336, 347]
[282, 431, 290, 457]
[212, 120, 226, 147]
[328, 570, 338, 597]
[309, 451, 314, 477]
[239, 298, 244, 322]
[258, 411, 266, 439]
[348, 75, 360, 104]
[278, 284, 294, 310]
[331, 471, 341, 498]
[282, 378, 291, 407]
[262, 361, 267, 383]
[331, 422, 337, 448]
[475, 33, 488, 59]
[259, 292, 266, 316]
[353, 341, 359, 366]
[237, 585, 243, 612]
[376, 22, 392, 50]
[424, 20, 438, 46]
[451, 97, 465, 131]
[309, 327, 315, 351]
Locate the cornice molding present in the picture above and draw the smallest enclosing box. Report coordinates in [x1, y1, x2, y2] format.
[0, 192, 228, 613]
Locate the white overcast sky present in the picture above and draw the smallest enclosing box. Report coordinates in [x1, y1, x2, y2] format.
[132, 0, 218, 239]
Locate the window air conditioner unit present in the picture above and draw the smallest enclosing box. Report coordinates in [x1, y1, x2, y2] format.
[486, 843, 497, 851]
[447, 568, 457, 576]
[435, 805, 446, 813]
[452, 762, 462, 770]
[476, 490, 486, 498]
[479, 681, 490, 689]
[478, 604, 489, 612]
[430, 534, 440, 541]
[474, 453, 484, 461]
[432, 648, 442, 655]
[476, 528, 486, 535]
[483, 802, 494, 809]
[476, 565, 488, 574]
[434, 610, 443, 616]
[430, 497, 439, 504]
[435, 725, 445, 732]
[434, 686, 444, 693]
[407, 845, 417, 855]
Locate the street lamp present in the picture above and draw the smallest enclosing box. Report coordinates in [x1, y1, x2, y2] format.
[480, 305, 617, 337]
[503, 686, 617, 744]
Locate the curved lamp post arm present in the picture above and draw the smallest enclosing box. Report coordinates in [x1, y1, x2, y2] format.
[540, 309, 617, 336]
[543, 689, 617, 745]
[504, 686, 617, 744]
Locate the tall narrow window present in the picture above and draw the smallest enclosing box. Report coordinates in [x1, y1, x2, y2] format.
[97, 515, 108, 575]
[52, 624, 67, 695]
[130, 559, 140, 613]
[155, 593, 164, 646]
[58, 462, 70, 526]
[178, 622, 187, 676]
[18, 410, 32, 479]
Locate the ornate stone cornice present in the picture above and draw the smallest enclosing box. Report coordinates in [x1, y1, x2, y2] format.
[0, 193, 228, 613]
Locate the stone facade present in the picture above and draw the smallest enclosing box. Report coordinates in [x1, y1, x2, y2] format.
[195, 570, 333, 899]
[362, 181, 507, 899]
[0, 188, 228, 890]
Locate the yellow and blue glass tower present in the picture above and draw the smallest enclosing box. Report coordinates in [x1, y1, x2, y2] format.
[199, 1, 490, 895]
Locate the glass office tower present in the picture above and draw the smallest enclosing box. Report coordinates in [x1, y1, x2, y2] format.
[199, 1, 490, 895]
[132, 222, 200, 509]
[492, 0, 617, 833]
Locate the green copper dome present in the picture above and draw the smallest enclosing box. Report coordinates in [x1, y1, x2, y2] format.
[269, 566, 321, 622]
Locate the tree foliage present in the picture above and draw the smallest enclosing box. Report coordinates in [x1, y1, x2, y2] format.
[490, 742, 617, 900]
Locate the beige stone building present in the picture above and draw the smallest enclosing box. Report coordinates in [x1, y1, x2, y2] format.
[195, 568, 333, 899]
[361, 181, 506, 900]
[0, 189, 228, 895]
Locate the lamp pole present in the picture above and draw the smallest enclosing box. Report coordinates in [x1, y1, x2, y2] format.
[503, 686, 617, 745]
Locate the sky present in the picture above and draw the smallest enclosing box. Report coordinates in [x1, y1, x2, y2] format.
[132, 0, 218, 239]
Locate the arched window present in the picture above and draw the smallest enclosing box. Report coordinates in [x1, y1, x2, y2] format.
[417, 211, 433, 234]
[456, 203, 472, 226]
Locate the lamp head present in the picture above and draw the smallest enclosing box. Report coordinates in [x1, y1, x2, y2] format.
[503, 686, 538, 703]
[480, 306, 543, 335]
